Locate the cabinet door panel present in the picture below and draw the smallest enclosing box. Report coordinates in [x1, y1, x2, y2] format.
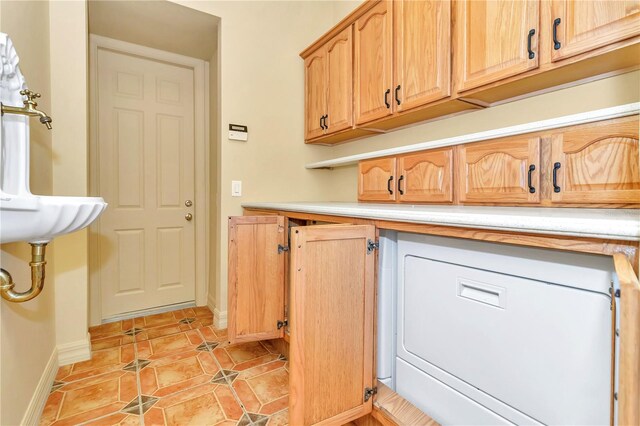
[289, 225, 376, 425]
[550, 117, 640, 204]
[395, 0, 451, 111]
[358, 157, 397, 201]
[305, 51, 327, 140]
[455, 0, 539, 92]
[458, 137, 541, 203]
[551, 0, 640, 62]
[397, 148, 454, 203]
[228, 216, 286, 343]
[614, 253, 640, 426]
[326, 26, 353, 134]
[355, 0, 393, 124]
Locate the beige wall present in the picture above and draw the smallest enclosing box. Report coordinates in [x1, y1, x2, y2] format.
[173, 0, 356, 318]
[0, 1, 57, 424]
[48, 0, 91, 354]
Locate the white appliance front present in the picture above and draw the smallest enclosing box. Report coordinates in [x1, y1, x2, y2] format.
[396, 233, 613, 425]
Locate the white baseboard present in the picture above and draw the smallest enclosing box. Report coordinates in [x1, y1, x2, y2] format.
[57, 333, 91, 366]
[207, 293, 227, 329]
[214, 309, 227, 329]
[21, 348, 58, 425]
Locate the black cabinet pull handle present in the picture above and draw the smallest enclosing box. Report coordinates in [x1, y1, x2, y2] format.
[387, 176, 394, 194]
[527, 164, 536, 194]
[553, 162, 561, 193]
[553, 18, 561, 50]
[384, 89, 391, 108]
[324, 114, 328, 129]
[395, 85, 401, 105]
[398, 175, 404, 195]
[527, 29, 536, 59]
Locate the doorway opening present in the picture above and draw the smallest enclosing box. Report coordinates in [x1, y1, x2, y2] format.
[88, 1, 219, 325]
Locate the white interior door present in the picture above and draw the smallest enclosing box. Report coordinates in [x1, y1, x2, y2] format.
[96, 48, 196, 318]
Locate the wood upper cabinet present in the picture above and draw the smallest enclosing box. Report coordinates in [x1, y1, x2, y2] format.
[550, 0, 640, 62]
[458, 137, 541, 203]
[289, 224, 376, 425]
[304, 26, 353, 140]
[358, 157, 397, 202]
[397, 148, 454, 203]
[454, 0, 540, 93]
[355, 0, 394, 125]
[550, 116, 640, 204]
[304, 51, 327, 140]
[394, 0, 451, 112]
[228, 216, 286, 343]
[326, 26, 354, 134]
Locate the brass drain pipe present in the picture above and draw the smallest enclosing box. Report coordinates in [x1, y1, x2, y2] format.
[0, 243, 47, 303]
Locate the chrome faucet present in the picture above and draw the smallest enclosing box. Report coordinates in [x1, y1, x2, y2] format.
[1, 89, 52, 129]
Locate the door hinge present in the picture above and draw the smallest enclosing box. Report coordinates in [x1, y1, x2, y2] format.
[277, 244, 289, 254]
[277, 319, 288, 329]
[367, 240, 379, 255]
[364, 386, 377, 402]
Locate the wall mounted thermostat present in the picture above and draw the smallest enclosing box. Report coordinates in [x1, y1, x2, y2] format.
[228, 124, 248, 141]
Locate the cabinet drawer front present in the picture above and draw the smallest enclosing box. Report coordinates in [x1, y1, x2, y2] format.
[551, 116, 640, 204]
[397, 148, 454, 203]
[358, 157, 397, 201]
[458, 137, 541, 203]
[355, 0, 394, 125]
[454, 0, 540, 93]
[551, 0, 640, 62]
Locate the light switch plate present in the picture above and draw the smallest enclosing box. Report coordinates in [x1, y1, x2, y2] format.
[231, 180, 242, 197]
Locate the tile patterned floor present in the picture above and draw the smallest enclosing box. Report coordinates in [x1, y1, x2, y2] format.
[41, 307, 289, 426]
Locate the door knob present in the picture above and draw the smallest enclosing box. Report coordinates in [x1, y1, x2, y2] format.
[185, 200, 193, 207]
[185, 213, 193, 221]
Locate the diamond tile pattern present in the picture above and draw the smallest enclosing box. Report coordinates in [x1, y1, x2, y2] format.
[40, 307, 289, 425]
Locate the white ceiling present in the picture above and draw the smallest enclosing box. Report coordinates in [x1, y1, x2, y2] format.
[88, 0, 219, 60]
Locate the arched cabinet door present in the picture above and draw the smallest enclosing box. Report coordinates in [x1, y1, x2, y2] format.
[550, 116, 640, 204]
[358, 157, 397, 202]
[304, 51, 327, 141]
[457, 136, 541, 204]
[326, 26, 353, 134]
[397, 148, 454, 203]
[354, 0, 393, 125]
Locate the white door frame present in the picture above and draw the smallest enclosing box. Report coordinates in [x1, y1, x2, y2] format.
[88, 34, 210, 325]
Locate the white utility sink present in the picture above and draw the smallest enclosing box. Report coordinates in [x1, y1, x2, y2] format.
[0, 33, 106, 244]
[0, 193, 106, 244]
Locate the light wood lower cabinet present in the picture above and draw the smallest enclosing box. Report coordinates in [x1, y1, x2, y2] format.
[229, 218, 376, 425]
[550, 116, 640, 204]
[227, 216, 286, 343]
[457, 137, 541, 204]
